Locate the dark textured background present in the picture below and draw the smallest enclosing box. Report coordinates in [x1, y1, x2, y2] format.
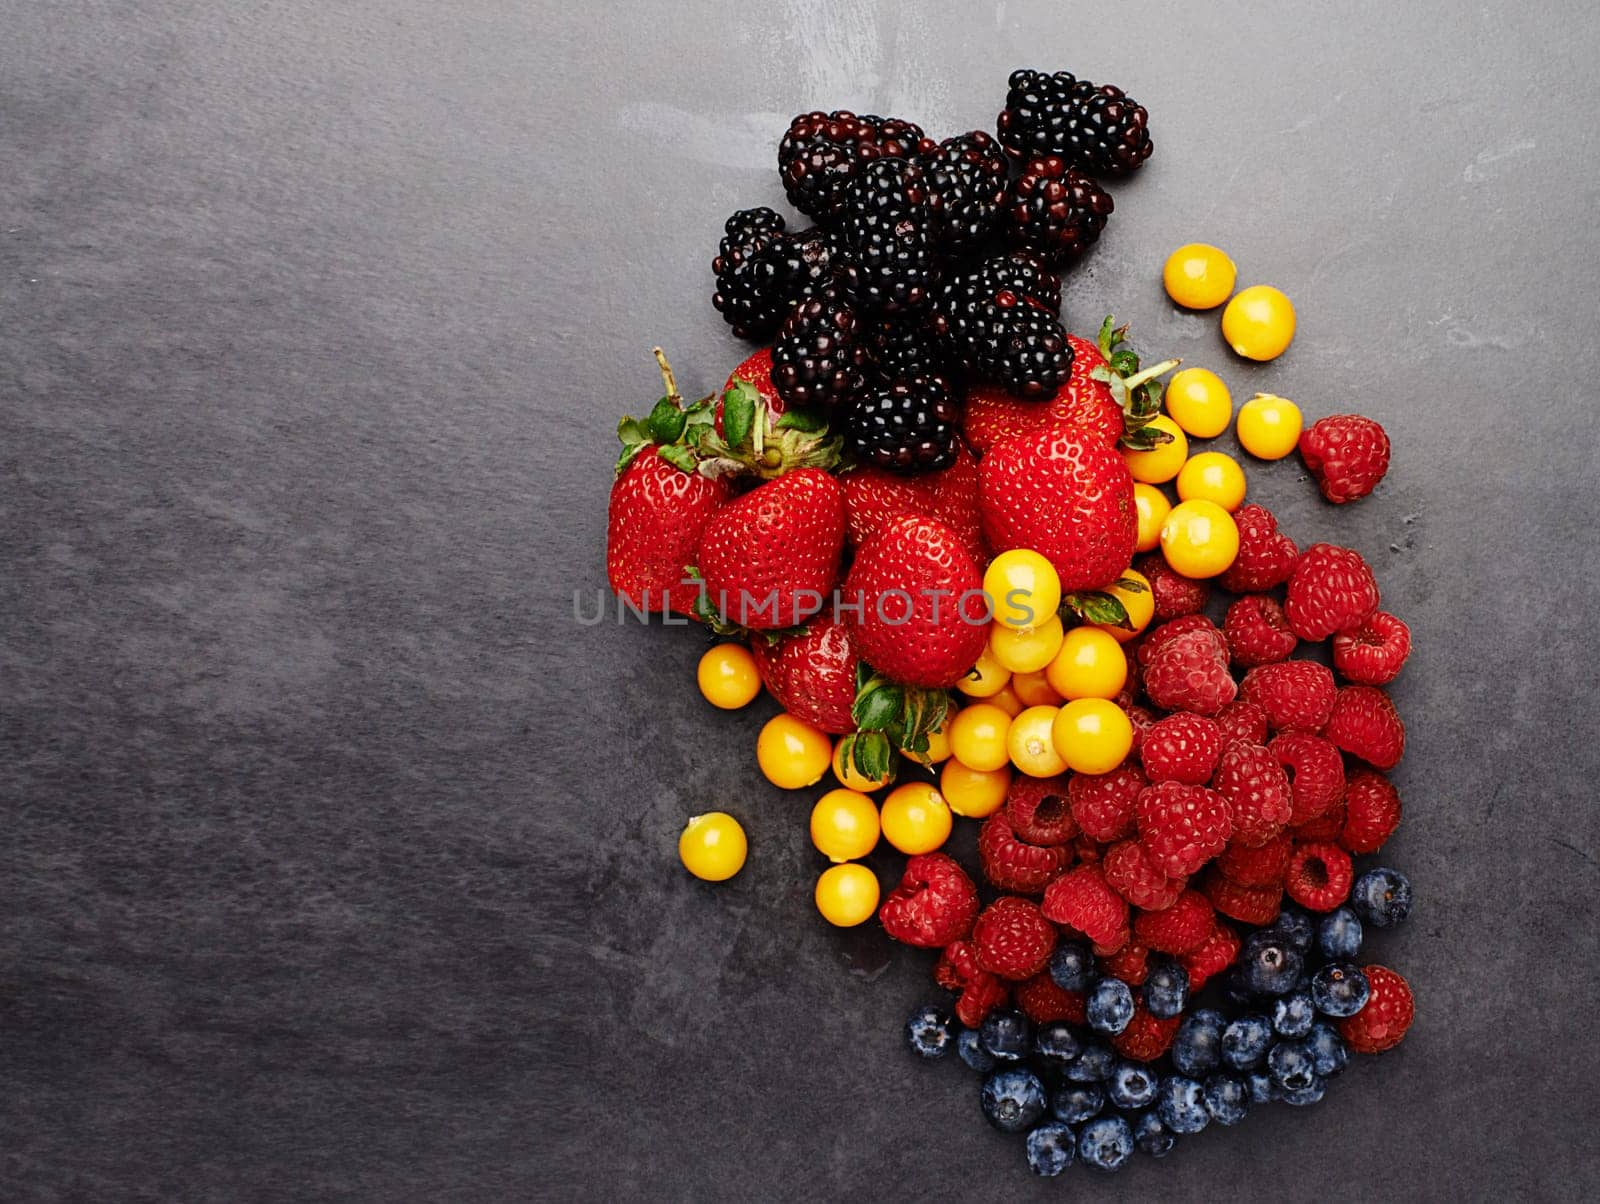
[3, 1, 1598, 1200]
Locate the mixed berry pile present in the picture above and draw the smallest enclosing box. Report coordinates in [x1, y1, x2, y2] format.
[606, 66, 1416, 1177]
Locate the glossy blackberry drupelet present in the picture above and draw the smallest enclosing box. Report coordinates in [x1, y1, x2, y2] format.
[935, 254, 1072, 398]
[860, 314, 950, 387]
[770, 292, 867, 409]
[919, 130, 1011, 250]
[838, 376, 961, 473]
[778, 111, 934, 224]
[1005, 156, 1115, 266]
[840, 158, 942, 314]
[997, 68, 1154, 175]
[710, 210, 839, 340]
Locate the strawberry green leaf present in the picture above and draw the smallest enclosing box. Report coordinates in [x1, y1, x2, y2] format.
[617, 416, 648, 447]
[774, 407, 827, 434]
[1062, 591, 1133, 629]
[656, 443, 697, 473]
[1119, 425, 1175, 451]
[853, 680, 905, 733]
[721, 384, 756, 451]
[645, 397, 687, 446]
[851, 731, 892, 783]
[615, 442, 646, 475]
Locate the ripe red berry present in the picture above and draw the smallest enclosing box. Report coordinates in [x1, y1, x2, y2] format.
[1217, 832, 1294, 888]
[1340, 768, 1403, 854]
[1111, 1005, 1181, 1061]
[1141, 629, 1237, 716]
[1291, 793, 1347, 842]
[1285, 543, 1380, 641]
[1099, 940, 1153, 986]
[1219, 503, 1298, 593]
[1135, 782, 1233, 878]
[1132, 889, 1216, 954]
[1269, 732, 1347, 825]
[1239, 659, 1337, 733]
[1042, 864, 1130, 948]
[973, 896, 1058, 980]
[979, 813, 1073, 895]
[1068, 762, 1146, 843]
[1015, 972, 1088, 1025]
[1179, 919, 1241, 991]
[1136, 614, 1224, 667]
[1299, 414, 1391, 504]
[1215, 700, 1270, 745]
[1102, 839, 1186, 911]
[1211, 740, 1293, 847]
[1323, 685, 1406, 770]
[1140, 713, 1225, 785]
[1135, 551, 1211, 620]
[878, 853, 980, 947]
[1338, 965, 1414, 1053]
[1005, 774, 1079, 846]
[1284, 841, 1354, 911]
[1224, 594, 1298, 668]
[1201, 868, 1284, 926]
[1332, 611, 1412, 685]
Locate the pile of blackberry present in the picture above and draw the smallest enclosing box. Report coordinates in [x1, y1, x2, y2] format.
[904, 868, 1413, 1176]
[708, 69, 1153, 473]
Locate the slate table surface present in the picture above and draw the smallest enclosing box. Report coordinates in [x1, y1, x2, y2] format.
[3, 1, 1598, 1200]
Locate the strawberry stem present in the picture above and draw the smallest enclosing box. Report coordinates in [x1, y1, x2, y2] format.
[1121, 357, 1181, 393]
[652, 347, 681, 405]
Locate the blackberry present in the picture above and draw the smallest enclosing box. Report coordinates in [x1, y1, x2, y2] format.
[919, 130, 1010, 250]
[771, 292, 867, 409]
[1006, 156, 1115, 267]
[839, 376, 960, 473]
[936, 253, 1072, 397]
[711, 211, 840, 340]
[840, 158, 941, 314]
[778, 111, 934, 224]
[998, 69, 1154, 175]
[944, 250, 1062, 313]
[860, 314, 950, 386]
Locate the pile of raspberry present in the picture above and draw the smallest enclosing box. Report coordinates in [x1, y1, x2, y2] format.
[881, 504, 1418, 1173]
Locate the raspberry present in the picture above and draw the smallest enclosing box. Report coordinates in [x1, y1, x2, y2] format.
[1340, 768, 1402, 854]
[1179, 919, 1240, 991]
[1239, 659, 1337, 733]
[1111, 1005, 1181, 1061]
[1223, 595, 1298, 668]
[1074, 833, 1104, 864]
[979, 813, 1073, 894]
[1135, 782, 1232, 877]
[1102, 839, 1186, 911]
[1005, 774, 1078, 846]
[973, 896, 1058, 980]
[1215, 700, 1269, 745]
[1201, 868, 1283, 926]
[1099, 940, 1152, 986]
[1092, 928, 1132, 956]
[1042, 865, 1130, 947]
[1219, 504, 1298, 593]
[1285, 543, 1380, 641]
[1211, 740, 1292, 847]
[1134, 552, 1211, 620]
[934, 938, 982, 991]
[1323, 685, 1406, 770]
[1284, 841, 1354, 911]
[1290, 792, 1346, 841]
[1299, 414, 1391, 504]
[1332, 611, 1411, 685]
[1132, 889, 1215, 954]
[935, 944, 1014, 1029]
[1269, 732, 1347, 824]
[1337, 965, 1414, 1053]
[1124, 704, 1157, 755]
[1141, 629, 1238, 716]
[1015, 972, 1087, 1025]
[1136, 614, 1224, 667]
[1068, 762, 1146, 842]
[1139, 713, 1224, 785]
[878, 852, 980, 947]
[1217, 832, 1293, 888]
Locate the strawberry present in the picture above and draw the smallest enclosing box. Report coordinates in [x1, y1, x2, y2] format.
[843, 514, 988, 688]
[841, 442, 985, 566]
[751, 617, 860, 734]
[962, 383, 1056, 456]
[698, 352, 843, 480]
[694, 468, 845, 630]
[715, 348, 784, 434]
[979, 425, 1138, 591]
[1299, 414, 1391, 504]
[607, 448, 730, 617]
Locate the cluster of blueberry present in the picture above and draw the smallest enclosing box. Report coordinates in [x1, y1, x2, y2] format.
[904, 866, 1412, 1174]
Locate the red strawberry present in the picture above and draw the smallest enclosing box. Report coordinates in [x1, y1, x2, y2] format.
[1132, 889, 1216, 954]
[1218, 504, 1298, 593]
[715, 348, 784, 434]
[1135, 782, 1232, 877]
[607, 448, 730, 617]
[842, 515, 988, 688]
[962, 384, 1055, 456]
[1332, 611, 1412, 685]
[879, 853, 980, 948]
[1054, 333, 1127, 444]
[1140, 713, 1224, 785]
[1102, 839, 1186, 911]
[1338, 965, 1414, 1053]
[1239, 660, 1337, 733]
[1323, 685, 1406, 770]
[1285, 543, 1380, 641]
[750, 617, 859, 734]
[1041, 865, 1129, 947]
[1141, 629, 1237, 716]
[1300, 414, 1391, 504]
[1135, 552, 1211, 620]
[841, 442, 985, 566]
[972, 897, 1057, 980]
[1211, 741, 1292, 847]
[1340, 768, 1402, 854]
[979, 426, 1138, 591]
[979, 814, 1072, 894]
[1223, 595, 1298, 668]
[695, 468, 845, 629]
[1015, 973, 1087, 1025]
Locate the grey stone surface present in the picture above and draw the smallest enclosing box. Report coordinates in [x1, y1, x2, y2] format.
[2, 0, 1598, 1199]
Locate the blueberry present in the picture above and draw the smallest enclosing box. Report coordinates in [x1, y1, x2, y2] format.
[1078, 1115, 1134, 1172]
[981, 1068, 1048, 1133]
[1221, 1014, 1274, 1070]
[980, 1007, 1034, 1063]
[1155, 1074, 1210, 1134]
[1065, 1041, 1117, 1083]
[1310, 963, 1371, 1018]
[1131, 1110, 1176, 1157]
[1280, 1075, 1328, 1106]
[1049, 939, 1096, 992]
[1087, 977, 1135, 1035]
[1246, 1070, 1278, 1104]
[1239, 931, 1304, 996]
[1267, 1040, 1317, 1094]
[1025, 1121, 1076, 1176]
[1272, 992, 1316, 1039]
[1171, 1008, 1225, 1077]
[1033, 1020, 1081, 1067]
[1107, 1061, 1159, 1110]
[1307, 1022, 1351, 1077]
[1202, 1073, 1249, 1125]
[1262, 906, 1315, 952]
[1352, 867, 1412, 928]
[1143, 957, 1190, 1019]
[958, 1027, 997, 1073]
[1318, 906, 1364, 961]
[1051, 1082, 1105, 1125]
[1220, 968, 1256, 1009]
[905, 1004, 954, 1059]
